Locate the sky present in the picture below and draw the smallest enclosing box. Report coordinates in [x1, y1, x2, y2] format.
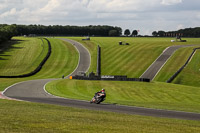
[0, 0, 200, 35]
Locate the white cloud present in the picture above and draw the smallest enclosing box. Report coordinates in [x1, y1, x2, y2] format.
[0, 8, 17, 18]
[39, 0, 61, 13]
[17, 8, 40, 23]
[79, 0, 91, 7]
[161, 0, 182, 5]
[0, 0, 200, 35]
[0, 4, 6, 10]
[177, 24, 184, 30]
[87, 0, 159, 12]
[197, 12, 200, 19]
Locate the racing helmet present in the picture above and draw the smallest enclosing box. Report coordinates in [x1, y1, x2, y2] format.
[101, 88, 105, 92]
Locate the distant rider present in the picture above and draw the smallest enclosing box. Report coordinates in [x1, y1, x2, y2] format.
[90, 89, 106, 103]
[96, 89, 106, 99]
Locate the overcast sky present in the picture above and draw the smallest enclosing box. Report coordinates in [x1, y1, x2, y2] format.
[0, 0, 200, 35]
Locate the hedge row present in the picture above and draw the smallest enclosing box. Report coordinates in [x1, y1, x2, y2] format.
[0, 38, 51, 78]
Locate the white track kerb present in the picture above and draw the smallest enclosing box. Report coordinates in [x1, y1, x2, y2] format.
[140, 47, 170, 79]
[140, 44, 200, 80]
[70, 39, 91, 74]
[2, 38, 91, 101]
[152, 47, 176, 81]
[2, 40, 200, 120]
[2, 80, 30, 101]
[43, 38, 91, 99]
[64, 42, 80, 79]
[79, 41, 91, 73]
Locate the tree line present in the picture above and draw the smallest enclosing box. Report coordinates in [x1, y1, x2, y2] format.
[0, 24, 122, 42]
[0, 24, 17, 43]
[152, 27, 200, 37]
[1, 24, 200, 44]
[16, 24, 122, 37]
[124, 29, 139, 37]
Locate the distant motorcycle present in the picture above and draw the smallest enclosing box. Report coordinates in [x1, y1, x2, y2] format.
[90, 92, 106, 104]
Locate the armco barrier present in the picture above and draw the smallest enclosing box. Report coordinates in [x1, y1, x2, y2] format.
[167, 47, 200, 83]
[0, 38, 51, 78]
[71, 75, 150, 82]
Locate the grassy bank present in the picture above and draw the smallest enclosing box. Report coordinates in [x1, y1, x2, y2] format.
[154, 47, 196, 82]
[1, 37, 200, 132]
[67, 37, 200, 78]
[46, 79, 200, 113]
[31, 38, 79, 79]
[0, 37, 47, 76]
[0, 99, 199, 133]
[173, 49, 200, 87]
[0, 38, 79, 91]
[45, 37, 200, 113]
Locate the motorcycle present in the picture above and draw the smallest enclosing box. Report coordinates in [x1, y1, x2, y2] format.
[90, 93, 106, 104]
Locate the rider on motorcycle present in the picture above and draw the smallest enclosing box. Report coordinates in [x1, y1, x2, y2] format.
[90, 89, 106, 103]
[96, 88, 106, 98]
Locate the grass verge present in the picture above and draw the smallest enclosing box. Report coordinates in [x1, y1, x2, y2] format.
[0, 37, 48, 76]
[172, 49, 200, 87]
[154, 47, 196, 82]
[0, 99, 199, 133]
[0, 38, 79, 91]
[46, 79, 200, 113]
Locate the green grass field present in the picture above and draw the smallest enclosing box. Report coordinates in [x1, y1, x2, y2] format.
[31, 38, 79, 79]
[0, 99, 199, 133]
[45, 37, 200, 113]
[173, 49, 200, 87]
[1, 37, 200, 132]
[0, 37, 79, 91]
[67, 37, 200, 78]
[154, 47, 196, 82]
[0, 37, 48, 76]
[64, 37, 98, 74]
[46, 79, 200, 113]
[154, 47, 200, 86]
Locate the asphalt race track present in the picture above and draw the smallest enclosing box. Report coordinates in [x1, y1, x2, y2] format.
[3, 39, 200, 121]
[140, 45, 197, 80]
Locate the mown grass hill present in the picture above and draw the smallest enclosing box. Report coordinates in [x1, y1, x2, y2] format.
[46, 37, 200, 113]
[1, 37, 200, 132]
[0, 37, 79, 91]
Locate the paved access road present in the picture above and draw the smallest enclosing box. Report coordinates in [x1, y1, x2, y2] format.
[3, 39, 200, 121]
[140, 45, 196, 80]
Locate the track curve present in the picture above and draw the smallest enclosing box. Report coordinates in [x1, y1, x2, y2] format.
[3, 38, 91, 98]
[3, 40, 200, 121]
[140, 45, 199, 80]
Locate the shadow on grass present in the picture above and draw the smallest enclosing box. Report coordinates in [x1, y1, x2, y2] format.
[0, 39, 25, 60]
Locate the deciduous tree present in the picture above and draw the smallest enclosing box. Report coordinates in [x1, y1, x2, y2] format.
[124, 29, 130, 36]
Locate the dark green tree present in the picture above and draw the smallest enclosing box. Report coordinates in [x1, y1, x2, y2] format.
[109, 30, 118, 36]
[132, 30, 138, 37]
[124, 29, 130, 36]
[152, 31, 158, 37]
[14, 25, 122, 37]
[157, 31, 165, 37]
[0, 24, 17, 43]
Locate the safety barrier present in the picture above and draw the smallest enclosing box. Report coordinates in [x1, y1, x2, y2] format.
[167, 47, 200, 83]
[71, 75, 150, 82]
